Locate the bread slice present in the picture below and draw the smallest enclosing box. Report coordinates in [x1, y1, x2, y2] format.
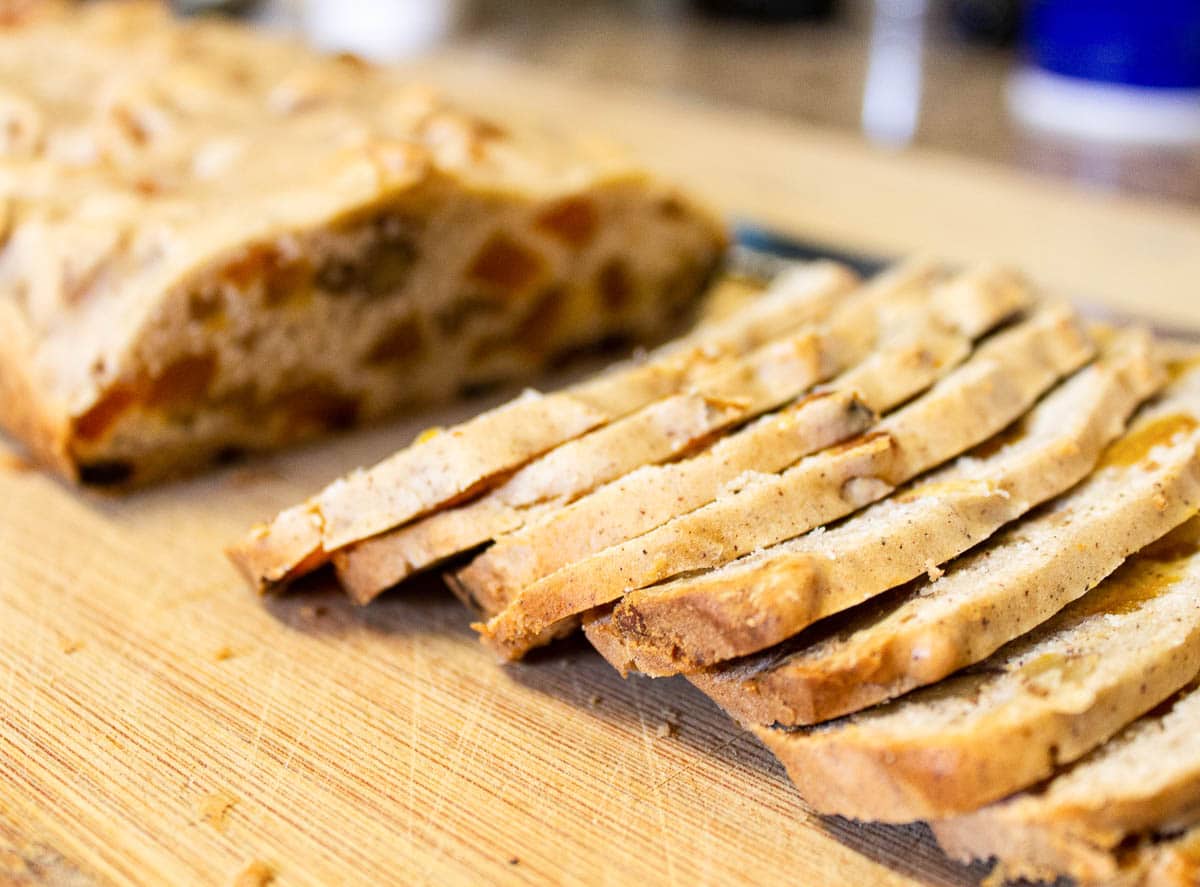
[934, 676, 1200, 885]
[755, 429, 1200, 822]
[335, 260, 1028, 603]
[605, 329, 1162, 676]
[477, 306, 1093, 660]
[450, 264, 1033, 621]
[0, 3, 732, 487]
[695, 372, 1200, 726]
[228, 259, 860, 591]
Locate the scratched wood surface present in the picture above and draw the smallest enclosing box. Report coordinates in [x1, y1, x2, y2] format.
[4, 54, 1200, 887]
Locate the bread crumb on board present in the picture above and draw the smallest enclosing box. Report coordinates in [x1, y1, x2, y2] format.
[233, 859, 275, 887]
[198, 791, 238, 832]
[656, 709, 681, 738]
[57, 636, 83, 655]
[299, 604, 327, 621]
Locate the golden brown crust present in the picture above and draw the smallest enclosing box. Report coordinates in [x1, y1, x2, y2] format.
[581, 606, 633, 672]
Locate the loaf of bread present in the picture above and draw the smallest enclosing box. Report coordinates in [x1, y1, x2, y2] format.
[224, 244, 1200, 882]
[0, 2, 727, 485]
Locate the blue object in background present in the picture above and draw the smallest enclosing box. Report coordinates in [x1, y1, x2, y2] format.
[1009, 0, 1200, 145]
[1026, 0, 1200, 89]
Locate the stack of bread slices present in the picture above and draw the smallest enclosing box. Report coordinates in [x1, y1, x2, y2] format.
[232, 258, 1200, 886]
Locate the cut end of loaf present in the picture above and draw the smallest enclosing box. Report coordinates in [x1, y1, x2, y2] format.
[57, 176, 726, 488]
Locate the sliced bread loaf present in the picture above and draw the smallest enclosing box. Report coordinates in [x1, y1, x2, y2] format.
[696, 360, 1200, 726]
[477, 306, 1093, 660]
[605, 329, 1162, 676]
[754, 448, 1200, 822]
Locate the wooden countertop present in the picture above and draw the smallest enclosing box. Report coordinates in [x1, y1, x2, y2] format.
[3, 53, 1200, 887]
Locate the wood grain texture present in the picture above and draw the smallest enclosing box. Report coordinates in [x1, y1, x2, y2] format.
[3, 57, 1200, 886]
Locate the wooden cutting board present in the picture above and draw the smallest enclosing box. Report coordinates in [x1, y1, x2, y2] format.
[4, 52, 1200, 887]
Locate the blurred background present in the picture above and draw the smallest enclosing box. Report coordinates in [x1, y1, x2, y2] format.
[188, 0, 1200, 207]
